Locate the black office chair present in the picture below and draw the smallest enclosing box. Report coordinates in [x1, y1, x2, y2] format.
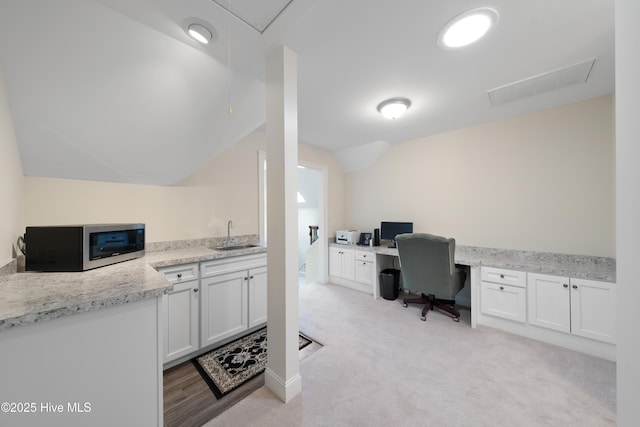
[396, 233, 466, 321]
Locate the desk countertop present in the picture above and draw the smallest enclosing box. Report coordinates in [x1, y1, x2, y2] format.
[330, 243, 615, 282]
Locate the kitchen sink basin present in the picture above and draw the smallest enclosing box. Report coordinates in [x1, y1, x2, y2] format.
[212, 244, 260, 251]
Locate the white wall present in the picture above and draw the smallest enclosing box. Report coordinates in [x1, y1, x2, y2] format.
[23, 130, 345, 244]
[23, 177, 207, 243]
[615, 0, 640, 423]
[0, 71, 24, 264]
[345, 96, 614, 257]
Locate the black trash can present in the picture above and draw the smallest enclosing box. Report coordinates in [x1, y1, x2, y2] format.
[380, 268, 400, 300]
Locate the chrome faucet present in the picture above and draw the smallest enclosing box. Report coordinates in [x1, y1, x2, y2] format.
[225, 220, 234, 246]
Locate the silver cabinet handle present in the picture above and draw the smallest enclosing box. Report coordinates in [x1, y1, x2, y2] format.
[572, 284, 578, 289]
[193, 288, 199, 293]
[250, 276, 254, 279]
[563, 284, 569, 288]
[244, 277, 248, 281]
[500, 274, 504, 279]
[500, 286, 504, 290]
[177, 273, 182, 279]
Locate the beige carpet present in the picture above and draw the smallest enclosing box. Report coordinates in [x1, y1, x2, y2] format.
[204, 282, 616, 426]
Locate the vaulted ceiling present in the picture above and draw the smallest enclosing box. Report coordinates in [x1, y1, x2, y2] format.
[0, 0, 614, 185]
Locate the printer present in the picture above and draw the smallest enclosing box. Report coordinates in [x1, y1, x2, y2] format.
[336, 230, 360, 245]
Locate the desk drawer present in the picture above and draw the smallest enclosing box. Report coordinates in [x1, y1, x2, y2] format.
[355, 251, 373, 262]
[480, 282, 527, 323]
[481, 267, 526, 288]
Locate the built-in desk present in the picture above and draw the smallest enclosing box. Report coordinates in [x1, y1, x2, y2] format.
[329, 242, 617, 360]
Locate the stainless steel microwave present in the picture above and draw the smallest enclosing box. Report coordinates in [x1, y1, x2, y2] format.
[25, 224, 145, 272]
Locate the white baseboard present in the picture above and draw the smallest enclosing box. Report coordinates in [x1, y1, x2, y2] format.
[264, 367, 302, 403]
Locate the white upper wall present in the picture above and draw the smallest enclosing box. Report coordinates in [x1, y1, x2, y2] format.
[345, 95, 614, 257]
[0, 71, 23, 264]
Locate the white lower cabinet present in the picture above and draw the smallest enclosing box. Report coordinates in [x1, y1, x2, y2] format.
[354, 251, 374, 285]
[528, 273, 616, 344]
[477, 267, 616, 360]
[480, 267, 527, 323]
[200, 254, 267, 348]
[159, 253, 267, 365]
[158, 263, 200, 363]
[329, 246, 355, 281]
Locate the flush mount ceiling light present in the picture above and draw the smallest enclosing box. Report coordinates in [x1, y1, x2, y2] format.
[438, 7, 498, 49]
[377, 97, 411, 120]
[183, 18, 218, 45]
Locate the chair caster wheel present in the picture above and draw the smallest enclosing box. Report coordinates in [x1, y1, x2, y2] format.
[452, 317, 460, 323]
[420, 316, 426, 321]
[403, 303, 408, 308]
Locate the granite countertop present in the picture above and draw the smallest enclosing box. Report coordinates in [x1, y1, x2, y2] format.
[329, 242, 616, 282]
[0, 238, 267, 332]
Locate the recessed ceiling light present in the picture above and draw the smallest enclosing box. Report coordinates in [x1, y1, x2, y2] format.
[182, 18, 218, 45]
[438, 7, 498, 49]
[377, 98, 411, 120]
[188, 24, 212, 44]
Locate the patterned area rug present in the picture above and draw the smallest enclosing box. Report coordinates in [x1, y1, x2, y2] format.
[193, 327, 313, 399]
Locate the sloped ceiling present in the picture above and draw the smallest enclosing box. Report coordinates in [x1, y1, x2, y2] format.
[0, 0, 614, 185]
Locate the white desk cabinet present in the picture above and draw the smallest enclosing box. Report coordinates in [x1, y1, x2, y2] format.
[480, 267, 527, 323]
[354, 251, 375, 285]
[528, 273, 616, 344]
[329, 246, 355, 281]
[158, 263, 200, 363]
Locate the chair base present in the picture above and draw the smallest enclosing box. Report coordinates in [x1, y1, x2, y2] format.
[402, 293, 460, 322]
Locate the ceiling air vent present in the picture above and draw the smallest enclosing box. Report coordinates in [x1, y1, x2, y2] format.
[487, 58, 597, 106]
[213, 0, 294, 33]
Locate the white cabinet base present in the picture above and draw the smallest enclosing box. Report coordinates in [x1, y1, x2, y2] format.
[329, 274, 373, 295]
[476, 313, 616, 361]
[329, 247, 378, 298]
[473, 267, 616, 361]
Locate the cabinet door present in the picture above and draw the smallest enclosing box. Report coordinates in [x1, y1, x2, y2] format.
[570, 278, 616, 343]
[480, 282, 527, 323]
[329, 247, 342, 277]
[248, 266, 268, 328]
[527, 273, 570, 333]
[162, 280, 199, 363]
[341, 249, 356, 281]
[329, 247, 356, 280]
[201, 270, 248, 347]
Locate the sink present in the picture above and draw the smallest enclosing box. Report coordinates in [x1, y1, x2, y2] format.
[212, 244, 260, 251]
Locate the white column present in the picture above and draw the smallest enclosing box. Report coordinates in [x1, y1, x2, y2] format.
[616, 0, 640, 424]
[265, 46, 301, 402]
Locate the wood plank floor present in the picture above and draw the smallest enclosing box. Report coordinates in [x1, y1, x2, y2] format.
[163, 360, 264, 427]
[163, 341, 323, 427]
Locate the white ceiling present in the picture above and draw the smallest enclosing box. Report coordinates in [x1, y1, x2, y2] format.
[0, 0, 614, 185]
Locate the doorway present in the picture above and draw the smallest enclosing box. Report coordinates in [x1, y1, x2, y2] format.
[258, 151, 328, 285]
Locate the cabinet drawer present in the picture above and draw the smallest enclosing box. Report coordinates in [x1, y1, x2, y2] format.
[157, 263, 199, 283]
[201, 254, 266, 277]
[355, 259, 374, 284]
[355, 251, 373, 262]
[480, 282, 527, 323]
[481, 267, 526, 288]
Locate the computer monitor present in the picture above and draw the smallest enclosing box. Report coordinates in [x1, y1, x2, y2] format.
[380, 221, 413, 248]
